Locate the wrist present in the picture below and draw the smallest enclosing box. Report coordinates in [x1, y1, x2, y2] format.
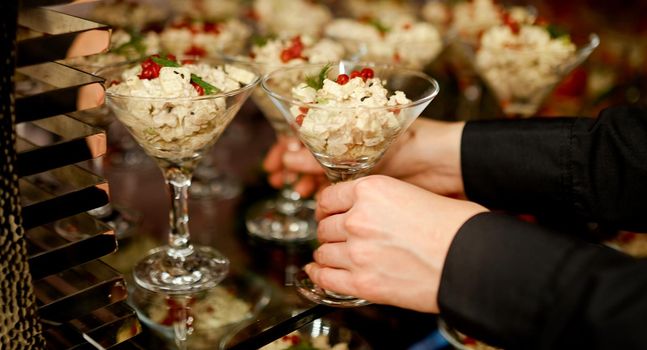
[415, 120, 465, 196]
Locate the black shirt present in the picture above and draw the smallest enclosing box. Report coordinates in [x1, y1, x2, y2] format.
[438, 105, 647, 349]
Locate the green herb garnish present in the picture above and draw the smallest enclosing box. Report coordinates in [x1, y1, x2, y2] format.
[251, 34, 275, 48]
[150, 56, 221, 94]
[305, 63, 332, 90]
[151, 55, 181, 68]
[546, 24, 570, 39]
[189, 73, 220, 95]
[112, 30, 147, 58]
[286, 342, 318, 350]
[368, 18, 390, 34]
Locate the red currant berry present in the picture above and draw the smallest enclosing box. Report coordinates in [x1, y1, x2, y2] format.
[203, 22, 221, 34]
[280, 49, 292, 63]
[336, 74, 350, 85]
[350, 70, 361, 79]
[191, 82, 205, 96]
[360, 68, 374, 81]
[185, 45, 207, 57]
[296, 114, 306, 126]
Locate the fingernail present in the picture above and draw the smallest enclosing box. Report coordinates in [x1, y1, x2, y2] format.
[304, 263, 313, 274]
[287, 139, 301, 152]
[283, 152, 299, 166]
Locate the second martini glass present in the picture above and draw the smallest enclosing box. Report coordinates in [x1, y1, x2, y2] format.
[262, 61, 440, 306]
[100, 56, 259, 294]
[245, 61, 320, 243]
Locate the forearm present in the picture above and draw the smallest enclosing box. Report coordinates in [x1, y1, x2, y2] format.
[462, 105, 647, 231]
[438, 212, 647, 349]
[377, 118, 465, 196]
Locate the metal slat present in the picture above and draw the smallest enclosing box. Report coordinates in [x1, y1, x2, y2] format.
[35, 260, 128, 323]
[17, 7, 110, 67]
[16, 114, 107, 177]
[20, 165, 110, 229]
[15, 62, 105, 123]
[26, 213, 116, 280]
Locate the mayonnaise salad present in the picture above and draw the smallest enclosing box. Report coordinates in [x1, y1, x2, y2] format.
[105, 56, 257, 160]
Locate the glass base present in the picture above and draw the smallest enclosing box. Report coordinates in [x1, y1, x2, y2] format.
[245, 198, 317, 243]
[294, 268, 370, 308]
[133, 245, 229, 294]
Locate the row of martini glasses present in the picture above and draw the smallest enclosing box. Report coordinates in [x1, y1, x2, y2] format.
[98, 57, 439, 312]
[82, 25, 599, 350]
[97, 23, 599, 301]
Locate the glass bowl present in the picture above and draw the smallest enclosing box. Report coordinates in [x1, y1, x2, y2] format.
[220, 315, 372, 349]
[438, 318, 500, 350]
[130, 270, 272, 349]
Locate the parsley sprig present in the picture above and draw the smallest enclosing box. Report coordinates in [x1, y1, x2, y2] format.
[112, 30, 146, 58]
[151, 56, 221, 95]
[305, 63, 332, 90]
[251, 34, 276, 48]
[546, 24, 570, 39]
[368, 19, 390, 34]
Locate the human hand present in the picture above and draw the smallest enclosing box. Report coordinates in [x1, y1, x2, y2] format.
[263, 119, 466, 198]
[263, 135, 327, 195]
[306, 175, 487, 313]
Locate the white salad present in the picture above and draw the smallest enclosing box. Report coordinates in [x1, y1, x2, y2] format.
[106, 56, 256, 160]
[290, 66, 411, 160]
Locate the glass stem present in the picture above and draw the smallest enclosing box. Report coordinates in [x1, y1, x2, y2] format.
[276, 175, 303, 215]
[164, 166, 194, 259]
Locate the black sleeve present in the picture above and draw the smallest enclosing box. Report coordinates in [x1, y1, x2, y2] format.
[438, 212, 647, 350]
[461, 105, 647, 231]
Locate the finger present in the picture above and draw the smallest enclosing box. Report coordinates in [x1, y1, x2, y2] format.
[315, 181, 357, 221]
[283, 149, 324, 174]
[317, 213, 348, 243]
[263, 141, 286, 173]
[314, 242, 352, 270]
[268, 172, 284, 189]
[304, 263, 357, 297]
[294, 175, 317, 197]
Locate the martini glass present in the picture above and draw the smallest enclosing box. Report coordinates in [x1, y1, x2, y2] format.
[464, 32, 600, 117]
[262, 61, 440, 306]
[99, 58, 260, 294]
[238, 58, 322, 244]
[325, 20, 446, 70]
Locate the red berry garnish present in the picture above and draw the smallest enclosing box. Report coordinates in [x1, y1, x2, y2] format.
[299, 106, 309, 114]
[245, 8, 260, 21]
[502, 12, 520, 35]
[280, 49, 292, 63]
[360, 68, 374, 81]
[350, 70, 361, 79]
[280, 36, 306, 62]
[337, 74, 349, 85]
[138, 57, 161, 79]
[203, 22, 221, 34]
[191, 82, 205, 95]
[296, 114, 306, 126]
[403, 23, 412, 30]
[185, 45, 207, 57]
[619, 232, 637, 244]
